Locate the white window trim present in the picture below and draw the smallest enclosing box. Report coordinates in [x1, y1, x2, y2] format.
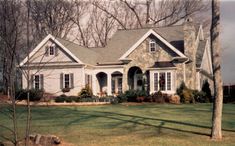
[34, 75, 40, 89]
[149, 39, 157, 53]
[49, 44, 55, 56]
[63, 73, 71, 88]
[111, 76, 122, 94]
[152, 70, 174, 94]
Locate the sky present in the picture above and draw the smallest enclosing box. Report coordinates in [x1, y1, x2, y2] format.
[221, 0, 235, 84]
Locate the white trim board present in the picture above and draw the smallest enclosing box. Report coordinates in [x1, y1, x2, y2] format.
[20, 34, 84, 66]
[119, 29, 187, 60]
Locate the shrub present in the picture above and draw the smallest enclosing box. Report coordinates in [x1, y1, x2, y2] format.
[116, 93, 128, 103]
[115, 90, 148, 103]
[136, 96, 145, 102]
[168, 95, 180, 104]
[15, 89, 44, 101]
[125, 90, 138, 102]
[54, 94, 67, 103]
[54, 95, 79, 103]
[192, 90, 208, 103]
[176, 82, 195, 103]
[79, 97, 94, 102]
[201, 80, 212, 102]
[78, 85, 93, 98]
[151, 91, 168, 103]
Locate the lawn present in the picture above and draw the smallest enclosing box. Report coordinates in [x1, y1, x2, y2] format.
[0, 103, 235, 146]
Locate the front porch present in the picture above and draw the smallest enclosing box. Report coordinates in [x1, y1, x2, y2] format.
[92, 66, 149, 97]
[91, 65, 175, 97]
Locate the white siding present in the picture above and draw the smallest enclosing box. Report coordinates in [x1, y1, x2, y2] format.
[22, 67, 84, 96]
[29, 40, 75, 64]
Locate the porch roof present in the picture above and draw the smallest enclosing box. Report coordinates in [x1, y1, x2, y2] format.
[150, 61, 176, 68]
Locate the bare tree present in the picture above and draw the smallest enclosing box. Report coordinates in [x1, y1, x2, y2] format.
[30, 0, 75, 42]
[210, 0, 223, 140]
[0, 0, 24, 145]
[90, 0, 209, 46]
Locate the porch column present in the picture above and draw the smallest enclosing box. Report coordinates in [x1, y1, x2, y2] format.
[92, 74, 97, 96]
[107, 73, 112, 96]
[122, 72, 128, 92]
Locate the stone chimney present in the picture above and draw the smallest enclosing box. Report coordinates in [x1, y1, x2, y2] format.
[183, 17, 197, 89]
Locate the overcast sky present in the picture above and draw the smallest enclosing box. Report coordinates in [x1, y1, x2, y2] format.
[221, 0, 235, 84]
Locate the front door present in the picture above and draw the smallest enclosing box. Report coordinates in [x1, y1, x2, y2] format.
[134, 74, 143, 90]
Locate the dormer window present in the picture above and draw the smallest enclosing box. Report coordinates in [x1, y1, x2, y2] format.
[149, 39, 157, 53]
[49, 45, 55, 55]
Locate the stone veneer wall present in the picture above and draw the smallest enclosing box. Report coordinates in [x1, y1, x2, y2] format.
[183, 18, 197, 90]
[122, 37, 175, 91]
[174, 63, 185, 90]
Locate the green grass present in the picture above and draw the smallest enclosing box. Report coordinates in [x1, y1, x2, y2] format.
[0, 103, 235, 146]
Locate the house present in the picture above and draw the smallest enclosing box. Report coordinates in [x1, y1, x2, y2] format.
[20, 18, 213, 96]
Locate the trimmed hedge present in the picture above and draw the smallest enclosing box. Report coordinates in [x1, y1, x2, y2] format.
[54, 95, 117, 103]
[15, 89, 44, 101]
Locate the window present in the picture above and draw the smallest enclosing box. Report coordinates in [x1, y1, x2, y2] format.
[64, 74, 70, 88]
[153, 72, 172, 92]
[149, 39, 157, 52]
[167, 72, 171, 90]
[159, 73, 166, 91]
[60, 73, 74, 89]
[111, 76, 122, 94]
[34, 75, 40, 89]
[117, 78, 122, 93]
[33, 74, 43, 90]
[154, 73, 158, 91]
[49, 46, 55, 55]
[111, 79, 115, 93]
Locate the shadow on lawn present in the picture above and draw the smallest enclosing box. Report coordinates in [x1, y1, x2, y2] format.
[67, 110, 235, 137]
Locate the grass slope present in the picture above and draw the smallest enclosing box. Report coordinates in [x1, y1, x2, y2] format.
[0, 103, 235, 146]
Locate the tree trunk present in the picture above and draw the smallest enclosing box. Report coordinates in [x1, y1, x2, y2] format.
[211, 0, 223, 140]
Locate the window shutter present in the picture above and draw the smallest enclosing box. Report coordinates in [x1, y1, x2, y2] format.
[40, 74, 44, 90]
[46, 46, 49, 56]
[55, 46, 59, 56]
[70, 73, 74, 89]
[31, 75, 34, 89]
[60, 73, 64, 89]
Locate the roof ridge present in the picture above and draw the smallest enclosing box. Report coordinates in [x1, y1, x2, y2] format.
[56, 37, 86, 48]
[117, 24, 184, 31]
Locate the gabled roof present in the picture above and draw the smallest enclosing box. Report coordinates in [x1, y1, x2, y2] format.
[20, 34, 84, 66]
[56, 38, 101, 65]
[150, 61, 176, 68]
[21, 24, 203, 66]
[91, 25, 188, 63]
[196, 40, 207, 68]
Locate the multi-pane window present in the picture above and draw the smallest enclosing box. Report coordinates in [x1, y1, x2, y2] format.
[159, 73, 166, 91]
[64, 74, 70, 88]
[111, 77, 122, 94]
[49, 46, 55, 55]
[117, 78, 122, 93]
[153, 72, 172, 92]
[111, 79, 115, 93]
[167, 72, 171, 90]
[34, 75, 40, 89]
[149, 39, 157, 52]
[154, 73, 158, 91]
[60, 73, 74, 89]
